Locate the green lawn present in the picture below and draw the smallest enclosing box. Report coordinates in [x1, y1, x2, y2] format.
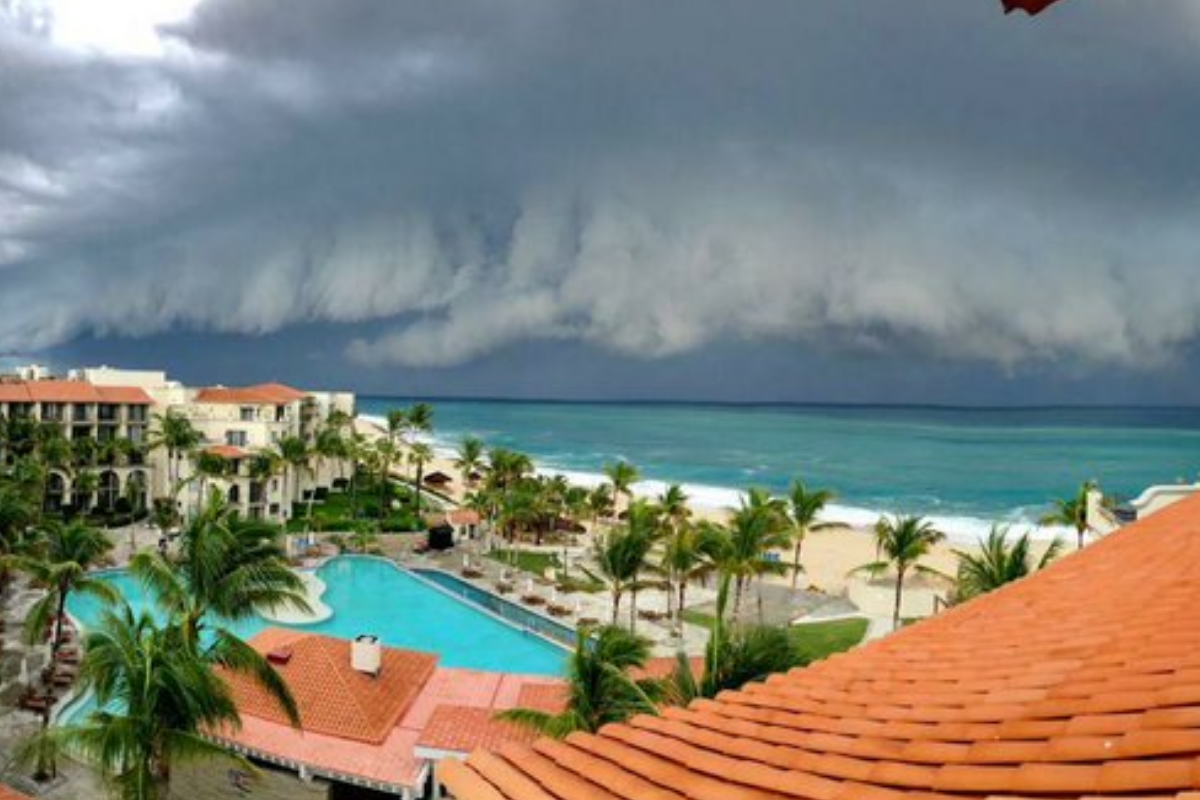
[680, 610, 869, 663]
[485, 550, 605, 592]
[287, 484, 422, 533]
[487, 548, 562, 575]
[789, 618, 869, 663]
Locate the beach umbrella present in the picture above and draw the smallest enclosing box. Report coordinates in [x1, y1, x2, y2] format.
[1001, 0, 1067, 15]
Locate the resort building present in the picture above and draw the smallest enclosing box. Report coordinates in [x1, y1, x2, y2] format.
[0, 365, 355, 523]
[175, 381, 355, 521]
[212, 628, 563, 799]
[443, 492, 1200, 799]
[0, 378, 154, 514]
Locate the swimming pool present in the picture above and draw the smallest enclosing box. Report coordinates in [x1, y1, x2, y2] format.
[65, 556, 568, 675]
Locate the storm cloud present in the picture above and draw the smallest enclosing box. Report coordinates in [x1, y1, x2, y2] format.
[2, 0, 1200, 379]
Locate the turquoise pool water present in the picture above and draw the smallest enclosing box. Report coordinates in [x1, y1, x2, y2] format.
[65, 556, 568, 676]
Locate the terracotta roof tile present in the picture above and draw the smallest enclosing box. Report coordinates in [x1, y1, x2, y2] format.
[0, 379, 151, 404]
[195, 383, 309, 405]
[205, 444, 248, 459]
[417, 705, 538, 754]
[0, 786, 33, 800]
[443, 493, 1200, 799]
[218, 628, 436, 744]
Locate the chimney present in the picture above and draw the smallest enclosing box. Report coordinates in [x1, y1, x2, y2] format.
[351, 635, 382, 677]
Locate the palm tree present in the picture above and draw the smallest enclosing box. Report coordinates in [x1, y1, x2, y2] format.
[404, 402, 435, 445]
[48, 603, 289, 800]
[660, 519, 721, 631]
[586, 509, 656, 629]
[193, 450, 230, 506]
[0, 481, 37, 556]
[13, 520, 118, 664]
[247, 451, 281, 520]
[716, 489, 791, 619]
[1040, 481, 1095, 549]
[603, 461, 640, 515]
[487, 448, 534, 494]
[36, 429, 71, 519]
[72, 469, 99, 517]
[670, 573, 800, 703]
[345, 432, 370, 520]
[954, 526, 1063, 601]
[496, 480, 542, 551]
[407, 441, 434, 516]
[148, 411, 202, 505]
[276, 436, 314, 529]
[787, 479, 835, 589]
[131, 494, 310, 648]
[372, 438, 399, 525]
[315, 426, 350, 485]
[454, 437, 485, 487]
[498, 625, 660, 738]
[587, 484, 615, 530]
[852, 515, 946, 630]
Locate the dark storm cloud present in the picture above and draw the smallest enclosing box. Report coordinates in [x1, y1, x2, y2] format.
[2, 0, 1200, 377]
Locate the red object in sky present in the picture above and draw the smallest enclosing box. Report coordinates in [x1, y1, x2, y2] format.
[1001, 0, 1067, 14]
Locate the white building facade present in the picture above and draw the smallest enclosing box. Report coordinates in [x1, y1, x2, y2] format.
[1, 365, 355, 524]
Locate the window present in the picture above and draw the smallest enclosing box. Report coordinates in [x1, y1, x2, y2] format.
[72, 403, 92, 422]
[240, 406, 256, 422]
[128, 406, 147, 422]
[98, 404, 119, 422]
[225, 430, 248, 447]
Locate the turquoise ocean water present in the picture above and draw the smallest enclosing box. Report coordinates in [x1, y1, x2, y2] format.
[360, 399, 1200, 541]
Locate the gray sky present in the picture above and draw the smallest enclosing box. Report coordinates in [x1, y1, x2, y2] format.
[3, 0, 1200, 402]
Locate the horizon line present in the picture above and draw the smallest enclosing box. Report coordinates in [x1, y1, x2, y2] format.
[355, 395, 1200, 413]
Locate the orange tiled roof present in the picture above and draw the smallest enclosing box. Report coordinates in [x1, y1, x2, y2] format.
[205, 444, 248, 459]
[214, 646, 566, 793]
[417, 705, 539, 755]
[0, 379, 151, 405]
[444, 493, 1200, 799]
[515, 682, 569, 714]
[219, 629, 437, 744]
[195, 382, 309, 405]
[0, 786, 33, 800]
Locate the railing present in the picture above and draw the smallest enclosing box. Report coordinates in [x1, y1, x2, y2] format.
[411, 567, 576, 648]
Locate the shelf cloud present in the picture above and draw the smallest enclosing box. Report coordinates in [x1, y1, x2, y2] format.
[2, 0, 1200, 376]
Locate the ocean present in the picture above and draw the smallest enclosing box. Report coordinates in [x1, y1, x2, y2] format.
[358, 399, 1200, 543]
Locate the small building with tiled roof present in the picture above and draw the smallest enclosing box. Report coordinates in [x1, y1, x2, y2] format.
[443, 493, 1200, 799]
[0, 784, 33, 800]
[211, 628, 564, 798]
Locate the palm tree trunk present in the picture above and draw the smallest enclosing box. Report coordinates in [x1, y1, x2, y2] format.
[414, 463, 424, 516]
[378, 457, 390, 524]
[629, 586, 638, 632]
[790, 534, 804, 590]
[51, 584, 68, 662]
[611, 589, 622, 625]
[304, 470, 317, 533]
[892, 566, 906, 631]
[677, 581, 687, 630]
